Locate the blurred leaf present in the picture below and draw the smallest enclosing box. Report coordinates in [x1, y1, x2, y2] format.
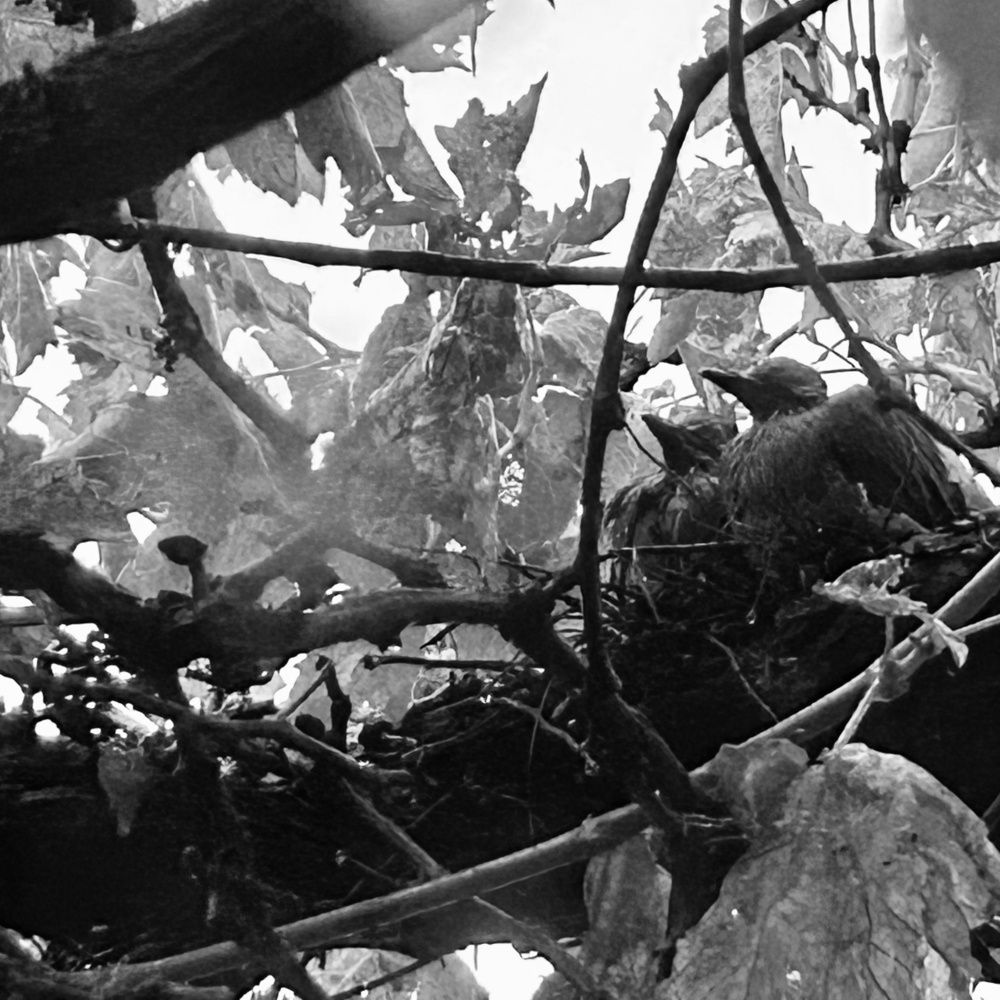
[648, 291, 701, 364]
[98, 744, 158, 837]
[350, 65, 458, 205]
[55, 243, 160, 372]
[499, 388, 584, 563]
[1, 245, 54, 375]
[537, 303, 605, 394]
[926, 271, 995, 364]
[353, 298, 435, 411]
[0, 431, 128, 542]
[225, 116, 301, 206]
[0, 383, 27, 429]
[296, 84, 387, 210]
[0, 5, 90, 82]
[583, 835, 670, 994]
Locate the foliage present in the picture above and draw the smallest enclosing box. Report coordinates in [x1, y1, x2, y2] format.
[4, 0, 1000, 998]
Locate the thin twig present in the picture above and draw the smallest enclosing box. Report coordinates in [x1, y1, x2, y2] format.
[326, 957, 431, 1000]
[728, 0, 884, 389]
[274, 655, 334, 720]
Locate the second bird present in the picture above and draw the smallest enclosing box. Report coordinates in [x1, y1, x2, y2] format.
[701, 357, 970, 578]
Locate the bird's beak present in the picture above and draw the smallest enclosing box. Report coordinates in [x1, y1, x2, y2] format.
[700, 369, 748, 395]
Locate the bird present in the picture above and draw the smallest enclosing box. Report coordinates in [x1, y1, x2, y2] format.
[603, 409, 733, 591]
[700, 357, 971, 578]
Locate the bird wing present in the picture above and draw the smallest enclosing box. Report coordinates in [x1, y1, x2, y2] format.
[819, 388, 967, 526]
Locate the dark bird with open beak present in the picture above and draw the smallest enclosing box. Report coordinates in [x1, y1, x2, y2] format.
[701, 357, 970, 578]
[604, 409, 733, 591]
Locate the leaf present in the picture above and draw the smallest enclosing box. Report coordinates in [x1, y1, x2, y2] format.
[562, 177, 630, 246]
[295, 84, 386, 210]
[648, 88, 675, 138]
[536, 303, 605, 393]
[814, 555, 928, 619]
[694, 739, 809, 833]
[308, 949, 486, 1000]
[1, 244, 55, 375]
[647, 291, 701, 364]
[54, 243, 160, 373]
[581, 835, 670, 995]
[904, 58, 962, 186]
[0, 383, 28, 429]
[499, 388, 585, 562]
[664, 746, 1000, 999]
[97, 744, 158, 837]
[349, 65, 458, 205]
[224, 116, 301, 206]
[926, 270, 995, 365]
[435, 76, 547, 225]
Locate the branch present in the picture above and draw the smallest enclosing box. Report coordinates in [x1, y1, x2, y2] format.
[46, 675, 390, 784]
[93, 220, 1000, 296]
[339, 782, 600, 996]
[0, 531, 585, 696]
[74, 803, 651, 985]
[564, 0, 838, 833]
[219, 523, 447, 598]
[727, 0, 884, 389]
[140, 235, 311, 458]
[0, 0, 473, 243]
[724, 549, 1000, 750]
[727, 0, 1000, 487]
[573, 0, 838, 678]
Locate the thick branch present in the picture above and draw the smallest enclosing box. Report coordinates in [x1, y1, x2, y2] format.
[0, 0, 470, 243]
[0, 532, 574, 688]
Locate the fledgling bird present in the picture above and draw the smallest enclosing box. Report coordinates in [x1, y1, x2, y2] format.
[701, 357, 970, 577]
[604, 409, 733, 590]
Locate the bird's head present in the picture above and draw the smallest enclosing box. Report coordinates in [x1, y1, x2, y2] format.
[641, 410, 733, 473]
[701, 357, 829, 420]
